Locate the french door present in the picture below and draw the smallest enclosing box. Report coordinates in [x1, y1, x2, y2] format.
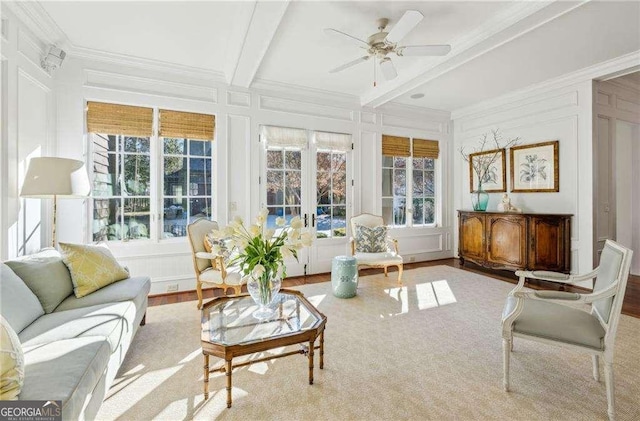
[261, 129, 351, 276]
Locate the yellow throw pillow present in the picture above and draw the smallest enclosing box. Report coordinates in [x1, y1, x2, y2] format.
[0, 315, 24, 400]
[59, 243, 129, 298]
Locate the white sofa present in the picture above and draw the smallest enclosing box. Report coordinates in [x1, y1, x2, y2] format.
[1, 249, 150, 420]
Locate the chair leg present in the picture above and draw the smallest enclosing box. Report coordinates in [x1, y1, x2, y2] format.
[196, 281, 203, 310]
[604, 358, 616, 420]
[503, 338, 511, 392]
[384, 266, 388, 277]
[397, 264, 403, 284]
[592, 355, 600, 382]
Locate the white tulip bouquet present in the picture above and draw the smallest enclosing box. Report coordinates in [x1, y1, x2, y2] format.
[209, 209, 312, 301]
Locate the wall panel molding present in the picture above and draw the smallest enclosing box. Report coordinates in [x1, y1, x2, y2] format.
[84, 69, 218, 103]
[259, 95, 354, 122]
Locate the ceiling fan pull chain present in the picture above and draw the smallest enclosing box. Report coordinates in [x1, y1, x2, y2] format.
[373, 58, 377, 87]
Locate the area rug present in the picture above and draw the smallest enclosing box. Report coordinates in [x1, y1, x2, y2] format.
[97, 265, 640, 420]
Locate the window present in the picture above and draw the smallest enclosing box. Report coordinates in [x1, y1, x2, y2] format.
[87, 102, 215, 242]
[381, 135, 439, 227]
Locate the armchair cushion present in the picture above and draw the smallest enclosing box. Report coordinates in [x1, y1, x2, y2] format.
[354, 225, 387, 253]
[200, 266, 245, 286]
[354, 252, 403, 266]
[503, 296, 605, 350]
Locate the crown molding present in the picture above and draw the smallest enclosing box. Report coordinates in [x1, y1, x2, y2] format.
[3, 1, 71, 49]
[359, 0, 588, 108]
[451, 50, 640, 120]
[70, 46, 226, 84]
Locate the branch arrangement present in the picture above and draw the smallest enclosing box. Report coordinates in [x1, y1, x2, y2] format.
[460, 129, 520, 190]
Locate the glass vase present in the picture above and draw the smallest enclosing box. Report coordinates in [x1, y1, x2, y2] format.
[471, 189, 489, 211]
[247, 271, 282, 320]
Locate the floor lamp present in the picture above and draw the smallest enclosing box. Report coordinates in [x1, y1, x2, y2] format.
[20, 157, 91, 247]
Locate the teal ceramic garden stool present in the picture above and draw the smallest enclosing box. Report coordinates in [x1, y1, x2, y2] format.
[331, 256, 358, 298]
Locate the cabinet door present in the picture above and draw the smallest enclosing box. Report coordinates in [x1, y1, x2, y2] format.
[486, 215, 527, 269]
[528, 216, 568, 272]
[459, 213, 485, 261]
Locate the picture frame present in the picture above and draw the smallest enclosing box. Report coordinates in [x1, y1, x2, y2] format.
[469, 148, 506, 193]
[510, 140, 559, 192]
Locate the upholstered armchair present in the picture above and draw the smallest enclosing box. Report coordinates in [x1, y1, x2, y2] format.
[349, 213, 403, 283]
[501, 239, 633, 421]
[187, 219, 246, 309]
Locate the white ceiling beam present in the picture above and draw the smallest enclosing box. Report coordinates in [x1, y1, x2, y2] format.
[224, 0, 290, 88]
[360, 0, 589, 109]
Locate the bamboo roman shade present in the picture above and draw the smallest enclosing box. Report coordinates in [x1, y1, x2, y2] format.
[413, 138, 440, 159]
[87, 102, 153, 137]
[382, 135, 410, 157]
[159, 110, 215, 141]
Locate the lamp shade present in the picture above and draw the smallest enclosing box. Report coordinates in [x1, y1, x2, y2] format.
[20, 157, 91, 198]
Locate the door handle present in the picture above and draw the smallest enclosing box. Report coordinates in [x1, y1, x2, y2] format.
[312, 213, 316, 228]
[304, 214, 308, 228]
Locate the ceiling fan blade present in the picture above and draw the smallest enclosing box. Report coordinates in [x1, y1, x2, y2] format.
[385, 10, 423, 44]
[329, 56, 370, 73]
[379, 58, 397, 80]
[323, 28, 369, 48]
[398, 45, 452, 56]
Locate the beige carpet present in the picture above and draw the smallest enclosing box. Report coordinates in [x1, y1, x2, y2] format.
[97, 266, 640, 421]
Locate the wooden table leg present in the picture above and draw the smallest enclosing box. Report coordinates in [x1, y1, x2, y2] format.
[319, 331, 324, 370]
[225, 359, 233, 408]
[308, 338, 315, 385]
[203, 354, 210, 400]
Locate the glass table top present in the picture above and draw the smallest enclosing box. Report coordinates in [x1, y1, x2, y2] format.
[201, 291, 324, 346]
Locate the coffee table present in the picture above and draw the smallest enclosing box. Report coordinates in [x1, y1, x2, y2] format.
[200, 289, 327, 408]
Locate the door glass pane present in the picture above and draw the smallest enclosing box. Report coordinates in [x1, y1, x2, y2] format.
[394, 198, 406, 226]
[267, 170, 283, 206]
[332, 172, 346, 204]
[382, 198, 394, 226]
[332, 153, 346, 172]
[382, 169, 393, 196]
[93, 198, 120, 241]
[424, 198, 435, 224]
[332, 206, 346, 237]
[285, 150, 301, 169]
[317, 152, 330, 171]
[285, 171, 301, 206]
[190, 197, 211, 220]
[425, 170, 435, 196]
[267, 150, 283, 169]
[189, 158, 211, 196]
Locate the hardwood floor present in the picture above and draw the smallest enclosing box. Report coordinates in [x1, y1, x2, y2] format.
[148, 258, 640, 319]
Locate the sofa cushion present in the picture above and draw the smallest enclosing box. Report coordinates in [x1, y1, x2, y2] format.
[59, 243, 129, 298]
[55, 276, 150, 314]
[18, 302, 136, 353]
[0, 263, 44, 333]
[0, 316, 24, 400]
[5, 248, 74, 313]
[21, 337, 110, 421]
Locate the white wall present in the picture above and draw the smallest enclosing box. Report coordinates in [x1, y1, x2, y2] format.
[594, 79, 640, 274]
[452, 79, 595, 277]
[52, 55, 453, 294]
[0, 7, 56, 260]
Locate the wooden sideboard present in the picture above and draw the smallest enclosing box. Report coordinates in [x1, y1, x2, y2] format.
[457, 210, 572, 273]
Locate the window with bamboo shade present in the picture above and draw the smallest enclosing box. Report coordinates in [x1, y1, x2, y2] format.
[87, 101, 153, 137]
[381, 135, 438, 227]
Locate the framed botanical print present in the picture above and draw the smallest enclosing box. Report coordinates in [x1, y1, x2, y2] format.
[510, 140, 559, 192]
[469, 148, 506, 192]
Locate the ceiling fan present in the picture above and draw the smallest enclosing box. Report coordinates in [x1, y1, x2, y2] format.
[324, 10, 451, 86]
